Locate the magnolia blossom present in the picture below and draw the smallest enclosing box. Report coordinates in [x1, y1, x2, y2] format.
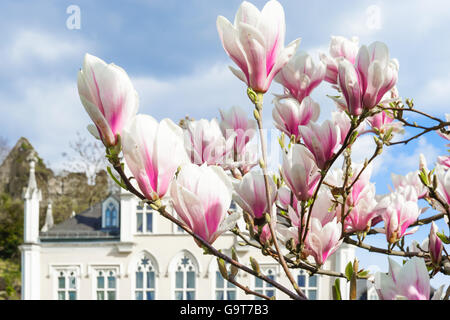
[183, 119, 234, 166]
[276, 185, 298, 210]
[320, 36, 359, 84]
[77, 53, 139, 147]
[429, 221, 443, 268]
[375, 187, 421, 244]
[304, 217, 343, 266]
[284, 187, 337, 234]
[170, 163, 238, 245]
[254, 223, 273, 244]
[375, 257, 443, 300]
[437, 155, 450, 169]
[298, 120, 341, 169]
[435, 164, 450, 208]
[436, 114, 450, 141]
[233, 170, 277, 219]
[344, 174, 378, 233]
[219, 106, 257, 155]
[367, 109, 403, 134]
[337, 42, 399, 115]
[216, 0, 300, 92]
[122, 115, 188, 201]
[307, 187, 337, 226]
[391, 171, 427, 199]
[281, 144, 321, 201]
[272, 96, 320, 142]
[274, 51, 326, 103]
[331, 110, 355, 145]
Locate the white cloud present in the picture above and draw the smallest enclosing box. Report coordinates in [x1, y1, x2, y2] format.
[0, 76, 91, 170]
[416, 76, 450, 113]
[132, 62, 261, 122]
[1, 28, 92, 71]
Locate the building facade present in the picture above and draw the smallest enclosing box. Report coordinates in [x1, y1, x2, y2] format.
[20, 156, 356, 300]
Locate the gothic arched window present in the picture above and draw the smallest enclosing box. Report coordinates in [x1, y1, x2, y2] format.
[174, 255, 197, 300]
[104, 201, 118, 228]
[135, 254, 156, 300]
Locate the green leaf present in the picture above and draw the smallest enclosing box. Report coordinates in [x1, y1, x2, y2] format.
[437, 232, 450, 244]
[250, 257, 261, 275]
[345, 261, 353, 282]
[357, 270, 370, 278]
[230, 247, 239, 278]
[333, 279, 342, 300]
[107, 166, 127, 190]
[217, 258, 228, 280]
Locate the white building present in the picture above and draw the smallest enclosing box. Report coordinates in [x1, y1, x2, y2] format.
[20, 156, 356, 300]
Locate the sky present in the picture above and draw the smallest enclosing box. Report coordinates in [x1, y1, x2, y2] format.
[0, 0, 449, 291]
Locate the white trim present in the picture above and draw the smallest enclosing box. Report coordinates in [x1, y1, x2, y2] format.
[87, 263, 123, 278]
[48, 263, 83, 278]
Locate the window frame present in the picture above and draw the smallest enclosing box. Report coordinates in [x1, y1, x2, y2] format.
[133, 253, 158, 300]
[94, 268, 118, 300]
[172, 254, 197, 300]
[135, 205, 156, 234]
[214, 270, 237, 300]
[52, 266, 81, 301]
[296, 269, 320, 300]
[102, 197, 120, 229]
[253, 266, 278, 300]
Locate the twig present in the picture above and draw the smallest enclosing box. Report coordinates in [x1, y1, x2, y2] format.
[251, 90, 308, 300]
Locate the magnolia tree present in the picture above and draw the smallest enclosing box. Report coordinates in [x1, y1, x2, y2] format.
[76, 0, 450, 300]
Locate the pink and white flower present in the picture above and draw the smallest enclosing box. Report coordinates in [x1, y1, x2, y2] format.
[219, 106, 257, 155]
[320, 36, 359, 84]
[170, 163, 238, 245]
[216, 0, 300, 93]
[332, 110, 352, 145]
[437, 155, 450, 169]
[122, 115, 189, 200]
[429, 221, 443, 268]
[77, 53, 139, 147]
[298, 120, 341, 169]
[304, 217, 343, 266]
[281, 144, 321, 201]
[435, 164, 450, 207]
[375, 187, 421, 244]
[233, 170, 277, 219]
[367, 109, 403, 134]
[391, 171, 428, 199]
[344, 168, 378, 233]
[436, 114, 450, 141]
[272, 96, 320, 142]
[337, 42, 399, 115]
[275, 51, 326, 103]
[375, 257, 443, 300]
[183, 119, 235, 166]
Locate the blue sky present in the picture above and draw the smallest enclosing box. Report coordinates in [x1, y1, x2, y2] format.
[0, 1, 449, 289]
